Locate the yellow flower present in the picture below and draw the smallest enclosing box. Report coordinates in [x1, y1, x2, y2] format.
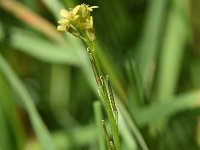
[57, 4, 98, 41]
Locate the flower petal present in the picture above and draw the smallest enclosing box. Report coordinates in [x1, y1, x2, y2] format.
[60, 9, 69, 17]
[73, 5, 81, 15]
[58, 18, 69, 25]
[57, 25, 66, 32]
[88, 6, 99, 11]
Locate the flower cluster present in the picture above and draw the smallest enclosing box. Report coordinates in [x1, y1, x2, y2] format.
[57, 4, 98, 41]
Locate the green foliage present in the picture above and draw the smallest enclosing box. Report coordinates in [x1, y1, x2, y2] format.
[0, 0, 200, 149]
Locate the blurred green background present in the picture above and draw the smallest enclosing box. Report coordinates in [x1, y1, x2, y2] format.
[0, 0, 200, 150]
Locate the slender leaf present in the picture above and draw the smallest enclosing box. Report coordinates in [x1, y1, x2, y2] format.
[10, 28, 79, 65]
[0, 54, 56, 150]
[135, 91, 200, 126]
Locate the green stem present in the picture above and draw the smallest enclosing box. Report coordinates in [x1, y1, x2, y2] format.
[87, 41, 103, 77]
[98, 86, 120, 150]
[86, 41, 120, 150]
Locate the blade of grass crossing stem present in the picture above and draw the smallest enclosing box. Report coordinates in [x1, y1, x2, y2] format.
[93, 101, 106, 150]
[0, 54, 56, 150]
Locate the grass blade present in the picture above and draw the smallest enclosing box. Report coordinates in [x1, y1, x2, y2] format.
[154, 0, 190, 102]
[93, 101, 106, 150]
[117, 98, 149, 150]
[0, 0, 65, 44]
[10, 28, 79, 66]
[135, 91, 200, 126]
[0, 54, 56, 150]
[0, 73, 25, 150]
[137, 0, 168, 95]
